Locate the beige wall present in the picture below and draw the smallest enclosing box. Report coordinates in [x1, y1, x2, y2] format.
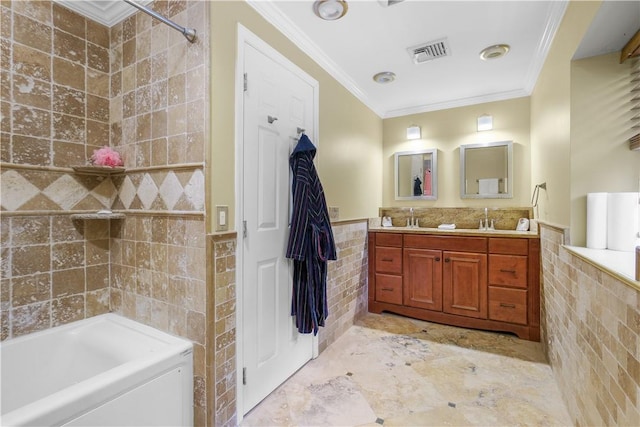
[530, 0, 601, 229]
[382, 97, 531, 208]
[209, 1, 383, 230]
[570, 52, 639, 246]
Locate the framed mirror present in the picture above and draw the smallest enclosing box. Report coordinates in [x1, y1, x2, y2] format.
[394, 149, 438, 200]
[460, 141, 513, 199]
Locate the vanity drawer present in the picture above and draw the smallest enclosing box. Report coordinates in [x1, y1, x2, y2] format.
[375, 247, 402, 274]
[375, 274, 403, 305]
[404, 235, 487, 252]
[376, 246, 402, 274]
[489, 255, 527, 288]
[488, 287, 527, 325]
[489, 238, 528, 255]
[375, 233, 403, 247]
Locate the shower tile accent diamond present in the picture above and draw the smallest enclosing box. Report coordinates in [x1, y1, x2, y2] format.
[112, 169, 204, 211]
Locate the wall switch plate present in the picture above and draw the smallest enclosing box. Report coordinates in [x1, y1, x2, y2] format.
[216, 205, 229, 231]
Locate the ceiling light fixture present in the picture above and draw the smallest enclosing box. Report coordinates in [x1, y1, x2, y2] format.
[373, 71, 396, 84]
[313, 0, 348, 21]
[479, 44, 510, 61]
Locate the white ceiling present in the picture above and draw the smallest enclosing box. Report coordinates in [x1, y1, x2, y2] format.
[57, 0, 640, 119]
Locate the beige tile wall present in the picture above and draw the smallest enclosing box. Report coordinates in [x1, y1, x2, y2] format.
[0, 1, 113, 338]
[208, 233, 238, 427]
[320, 220, 369, 353]
[540, 223, 640, 425]
[1, 215, 111, 339]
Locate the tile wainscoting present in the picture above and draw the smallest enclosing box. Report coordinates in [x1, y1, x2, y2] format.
[540, 222, 640, 425]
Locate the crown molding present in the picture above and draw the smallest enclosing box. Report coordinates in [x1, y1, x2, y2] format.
[383, 90, 530, 119]
[523, 0, 569, 94]
[53, 0, 153, 27]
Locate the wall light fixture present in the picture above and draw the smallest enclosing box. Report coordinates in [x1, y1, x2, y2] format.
[406, 125, 421, 140]
[477, 114, 493, 131]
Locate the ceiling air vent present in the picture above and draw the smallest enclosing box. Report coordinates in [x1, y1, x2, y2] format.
[407, 38, 451, 64]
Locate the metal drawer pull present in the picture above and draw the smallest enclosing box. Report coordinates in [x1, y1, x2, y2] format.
[381, 287, 394, 292]
[382, 258, 394, 262]
[444, 258, 450, 263]
[500, 269, 517, 273]
[435, 257, 440, 261]
[499, 303, 516, 308]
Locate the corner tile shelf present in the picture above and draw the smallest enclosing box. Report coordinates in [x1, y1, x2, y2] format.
[70, 212, 126, 220]
[72, 165, 126, 176]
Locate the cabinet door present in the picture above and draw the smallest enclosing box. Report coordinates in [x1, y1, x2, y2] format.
[443, 251, 487, 319]
[403, 248, 442, 311]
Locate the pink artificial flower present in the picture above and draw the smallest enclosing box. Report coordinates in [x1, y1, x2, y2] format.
[91, 146, 123, 167]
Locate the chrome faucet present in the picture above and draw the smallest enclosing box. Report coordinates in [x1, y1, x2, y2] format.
[407, 208, 419, 228]
[480, 208, 495, 230]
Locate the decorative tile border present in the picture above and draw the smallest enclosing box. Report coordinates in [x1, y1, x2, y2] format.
[0, 163, 205, 214]
[1, 166, 115, 212]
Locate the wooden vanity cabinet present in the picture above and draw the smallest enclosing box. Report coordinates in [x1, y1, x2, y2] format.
[372, 233, 403, 305]
[368, 232, 540, 341]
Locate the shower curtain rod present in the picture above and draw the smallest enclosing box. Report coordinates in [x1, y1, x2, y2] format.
[123, 0, 196, 43]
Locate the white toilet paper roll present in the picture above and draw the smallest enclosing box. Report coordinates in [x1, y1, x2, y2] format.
[587, 192, 608, 249]
[607, 192, 640, 252]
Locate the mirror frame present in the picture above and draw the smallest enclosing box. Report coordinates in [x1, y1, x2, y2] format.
[459, 140, 513, 199]
[394, 148, 438, 201]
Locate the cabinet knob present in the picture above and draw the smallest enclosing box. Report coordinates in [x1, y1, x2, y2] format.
[435, 257, 441, 262]
[444, 258, 450, 263]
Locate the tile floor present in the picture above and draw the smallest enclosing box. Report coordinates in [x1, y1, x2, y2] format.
[241, 313, 572, 426]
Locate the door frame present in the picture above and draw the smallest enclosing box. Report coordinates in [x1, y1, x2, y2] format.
[234, 24, 320, 421]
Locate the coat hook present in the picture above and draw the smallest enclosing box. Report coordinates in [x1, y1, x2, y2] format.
[297, 127, 305, 134]
[268, 115, 278, 124]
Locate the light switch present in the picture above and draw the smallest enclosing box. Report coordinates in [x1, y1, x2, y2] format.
[216, 205, 229, 231]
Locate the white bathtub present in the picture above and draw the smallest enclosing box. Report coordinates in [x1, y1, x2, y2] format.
[0, 313, 193, 426]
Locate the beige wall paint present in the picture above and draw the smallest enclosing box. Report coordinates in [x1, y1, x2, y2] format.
[382, 97, 531, 208]
[530, 0, 601, 229]
[570, 52, 639, 246]
[209, 1, 383, 230]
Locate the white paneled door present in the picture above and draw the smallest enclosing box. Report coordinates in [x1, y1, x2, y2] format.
[240, 34, 318, 415]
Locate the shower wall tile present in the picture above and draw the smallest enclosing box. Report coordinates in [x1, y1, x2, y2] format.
[1, 1, 113, 340]
[2, 215, 111, 338]
[13, 13, 52, 55]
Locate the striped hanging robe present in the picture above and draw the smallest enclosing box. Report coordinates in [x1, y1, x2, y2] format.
[286, 134, 336, 335]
